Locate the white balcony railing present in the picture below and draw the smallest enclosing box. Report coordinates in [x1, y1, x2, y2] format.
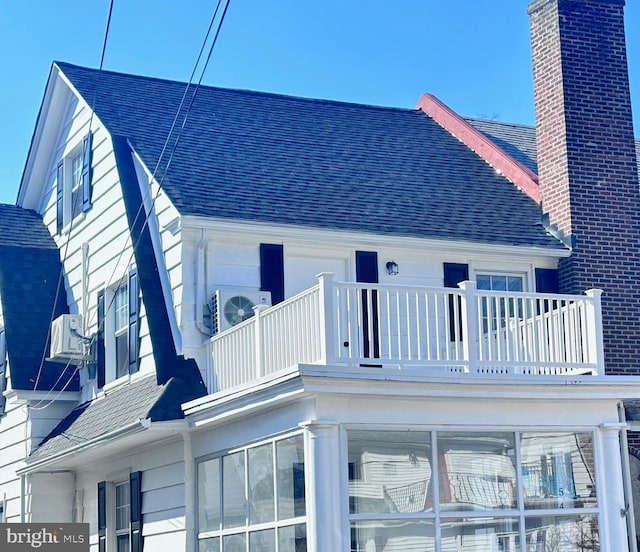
[205, 273, 604, 393]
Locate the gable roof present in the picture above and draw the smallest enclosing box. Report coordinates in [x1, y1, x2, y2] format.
[54, 61, 564, 250]
[0, 205, 78, 391]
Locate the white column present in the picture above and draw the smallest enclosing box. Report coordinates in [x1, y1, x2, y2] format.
[599, 423, 629, 552]
[301, 420, 343, 552]
[317, 272, 336, 366]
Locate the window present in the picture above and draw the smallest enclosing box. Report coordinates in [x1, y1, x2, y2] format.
[476, 273, 525, 335]
[115, 482, 131, 552]
[98, 473, 142, 552]
[56, 131, 92, 233]
[197, 433, 307, 552]
[348, 430, 598, 552]
[96, 269, 139, 388]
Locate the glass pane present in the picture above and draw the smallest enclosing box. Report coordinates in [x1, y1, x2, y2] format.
[198, 537, 220, 552]
[437, 432, 517, 511]
[223, 451, 247, 528]
[115, 482, 130, 531]
[507, 276, 523, 292]
[249, 529, 275, 552]
[248, 444, 275, 524]
[348, 431, 432, 514]
[440, 517, 519, 552]
[223, 533, 246, 552]
[520, 433, 596, 509]
[278, 524, 307, 552]
[117, 534, 130, 552]
[276, 435, 306, 519]
[525, 514, 599, 551]
[198, 458, 221, 532]
[350, 520, 435, 552]
[115, 285, 128, 331]
[477, 275, 491, 290]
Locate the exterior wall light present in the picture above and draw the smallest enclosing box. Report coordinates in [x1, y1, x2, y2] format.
[386, 261, 399, 275]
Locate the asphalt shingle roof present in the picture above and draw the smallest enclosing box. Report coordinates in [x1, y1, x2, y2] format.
[55, 62, 564, 250]
[30, 375, 162, 459]
[0, 205, 78, 391]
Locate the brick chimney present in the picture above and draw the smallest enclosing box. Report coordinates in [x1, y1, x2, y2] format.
[529, 0, 640, 375]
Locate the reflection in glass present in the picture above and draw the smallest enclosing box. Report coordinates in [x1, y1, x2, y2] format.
[525, 514, 599, 551]
[520, 433, 596, 509]
[198, 537, 220, 552]
[198, 458, 221, 533]
[249, 444, 275, 524]
[350, 520, 435, 552]
[223, 452, 247, 528]
[440, 517, 519, 552]
[348, 431, 432, 515]
[249, 528, 275, 552]
[278, 524, 307, 552]
[437, 432, 517, 510]
[223, 533, 246, 552]
[277, 435, 306, 519]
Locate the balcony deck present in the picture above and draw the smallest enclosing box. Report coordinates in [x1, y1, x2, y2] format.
[204, 273, 604, 393]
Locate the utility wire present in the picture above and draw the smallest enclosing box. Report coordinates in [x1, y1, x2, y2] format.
[30, 0, 232, 410]
[29, 0, 115, 409]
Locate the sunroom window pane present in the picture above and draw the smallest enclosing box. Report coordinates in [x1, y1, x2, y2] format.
[223, 533, 246, 552]
[276, 435, 306, 519]
[437, 432, 517, 511]
[520, 433, 596, 509]
[440, 517, 519, 551]
[348, 431, 432, 514]
[524, 514, 599, 551]
[223, 452, 246, 528]
[198, 537, 220, 552]
[350, 520, 435, 552]
[198, 458, 221, 532]
[248, 443, 275, 524]
[249, 528, 275, 552]
[278, 523, 307, 552]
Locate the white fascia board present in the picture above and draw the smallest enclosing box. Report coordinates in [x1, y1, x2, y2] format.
[180, 215, 570, 260]
[3, 389, 81, 404]
[183, 363, 640, 428]
[295, 364, 640, 401]
[18, 64, 110, 210]
[18, 419, 149, 475]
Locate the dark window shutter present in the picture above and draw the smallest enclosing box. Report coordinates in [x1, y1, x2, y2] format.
[355, 251, 379, 284]
[356, 251, 380, 359]
[56, 160, 64, 234]
[260, 244, 284, 304]
[535, 268, 559, 293]
[444, 263, 469, 341]
[128, 270, 140, 374]
[443, 263, 469, 289]
[97, 481, 106, 552]
[81, 132, 93, 212]
[130, 471, 143, 552]
[97, 290, 106, 388]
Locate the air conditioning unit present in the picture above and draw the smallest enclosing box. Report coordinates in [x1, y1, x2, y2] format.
[210, 289, 272, 334]
[50, 314, 85, 362]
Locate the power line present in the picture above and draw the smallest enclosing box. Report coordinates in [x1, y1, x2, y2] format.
[30, 0, 233, 410]
[29, 0, 116, 409]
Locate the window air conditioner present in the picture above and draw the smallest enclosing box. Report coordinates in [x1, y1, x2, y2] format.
[50, 314, 85, 362]
[209, 289, 272, 335]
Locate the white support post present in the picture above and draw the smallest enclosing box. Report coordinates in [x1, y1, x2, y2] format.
[585, 289, 604, 376]
[458, 281, 478, 373]
[253, 304, 267, 378]
[598, 423, 629, 552]
[317, 273, 335, 366]
[301, 420, 342, 552]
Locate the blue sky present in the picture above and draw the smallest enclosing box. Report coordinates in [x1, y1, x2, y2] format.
[0, 0, 638, 205]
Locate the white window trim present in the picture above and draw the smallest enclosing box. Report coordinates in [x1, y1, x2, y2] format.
[469, 261, 534, 292]
[104, 281, 129, 387]
[59, 145, 86, 233]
